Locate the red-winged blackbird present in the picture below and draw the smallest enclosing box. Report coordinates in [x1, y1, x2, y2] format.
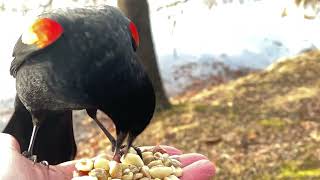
[10, 5, 155, 162]
[3, 95, 77, 164]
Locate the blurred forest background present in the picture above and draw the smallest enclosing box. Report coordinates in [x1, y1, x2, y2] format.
[1, 0, 320, 179]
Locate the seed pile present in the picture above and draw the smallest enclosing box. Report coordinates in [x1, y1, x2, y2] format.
[72, 147, 183, 180]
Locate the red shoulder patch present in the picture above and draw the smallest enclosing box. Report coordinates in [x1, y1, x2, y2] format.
[21, 18, 63, 48]
[129, 21, 140, 49]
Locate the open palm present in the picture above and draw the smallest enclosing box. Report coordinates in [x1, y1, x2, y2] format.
[0, 133, 215, 180]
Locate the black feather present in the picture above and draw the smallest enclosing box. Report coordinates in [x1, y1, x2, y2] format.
[2, 95, 77, 165]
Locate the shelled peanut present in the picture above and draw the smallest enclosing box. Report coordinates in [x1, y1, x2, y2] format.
[72, 147, 183, 180]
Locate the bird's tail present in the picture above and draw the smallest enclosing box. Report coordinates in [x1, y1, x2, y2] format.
[2, 95, 77, 165]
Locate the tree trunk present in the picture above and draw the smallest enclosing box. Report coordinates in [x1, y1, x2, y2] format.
[118, 0, 171, 110]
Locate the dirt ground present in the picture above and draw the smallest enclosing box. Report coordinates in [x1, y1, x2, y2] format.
[72, 51, 320, 179]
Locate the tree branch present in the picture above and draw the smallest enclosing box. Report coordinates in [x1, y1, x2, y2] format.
[39, 0, 53, 10]
[156, 0, 191, 11]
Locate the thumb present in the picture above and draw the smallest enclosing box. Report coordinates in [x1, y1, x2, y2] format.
[0, 133, 21, 152]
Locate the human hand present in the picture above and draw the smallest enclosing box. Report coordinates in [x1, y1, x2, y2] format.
[141, 145, 215, 180]
[0, 133, 76, 180]
[0, 133, 215, 180]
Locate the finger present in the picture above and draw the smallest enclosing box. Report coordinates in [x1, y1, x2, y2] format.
[57, 160, 78, 174]
[160, 145, 182, 155]
[0, 133, 21, 152]
[139, 145, 183, 155]
[47, 160, 78, 180]
[180, 159, 215, 180]
[174, 153, 208, 167]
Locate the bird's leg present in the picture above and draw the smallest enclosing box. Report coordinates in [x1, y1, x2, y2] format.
[126, 133, 142, 159]
[126, 133, 136, 153]
[22, 124, 39, 163]
[92, 117, 117, 151]
[86, 109, 116, 151]
[22, 111, 49, 167]
[113, 131, 127, 162]
[22, 112, 41, 163]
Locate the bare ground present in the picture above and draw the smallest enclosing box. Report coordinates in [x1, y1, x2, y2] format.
[75, 50, 320, 179]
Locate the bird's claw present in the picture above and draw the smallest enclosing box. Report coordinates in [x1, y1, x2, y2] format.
[134, 146, 143, 159]
[40, 161, 50, 169]
[22, 151, 37, 164]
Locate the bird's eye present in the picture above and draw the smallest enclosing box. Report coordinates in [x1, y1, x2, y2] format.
[129, 21, 140, 51]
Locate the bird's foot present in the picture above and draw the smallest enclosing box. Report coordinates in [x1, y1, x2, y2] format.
[113, 153, 121, 162]
[22, 151, 50, 168]
[22, 151, 37, 164]
[40, 161, 50, 169]
[112, 142, 143, 162]
[132, 146, 143, 159]
[119, 145, 142, 159]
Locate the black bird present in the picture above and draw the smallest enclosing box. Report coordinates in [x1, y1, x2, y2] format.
[10, 5, 155, 161]
[3, 95, 77, 165]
